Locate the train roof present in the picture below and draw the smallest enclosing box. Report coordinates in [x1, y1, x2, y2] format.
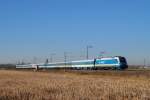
[97, 56, 120, 60]
[71, 59, 94, 62]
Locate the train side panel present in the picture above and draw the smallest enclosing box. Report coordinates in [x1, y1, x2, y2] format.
[71, 60, 94, 69]
[95, 57, 120, 69]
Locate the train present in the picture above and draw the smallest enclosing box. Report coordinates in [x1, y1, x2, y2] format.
[16, 56, 128, 70]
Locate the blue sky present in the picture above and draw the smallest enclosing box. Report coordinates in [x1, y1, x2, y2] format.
[0, 0, 150, 65]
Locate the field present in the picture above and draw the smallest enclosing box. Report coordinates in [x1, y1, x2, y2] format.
[0, 70, 150, 100]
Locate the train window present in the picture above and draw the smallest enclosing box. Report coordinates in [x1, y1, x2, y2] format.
[96, 59, 118, 64]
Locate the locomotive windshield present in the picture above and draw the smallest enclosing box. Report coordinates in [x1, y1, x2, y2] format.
[119, 57, 127, 64]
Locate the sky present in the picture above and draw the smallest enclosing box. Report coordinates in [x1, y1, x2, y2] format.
[0, 0, 150, 65]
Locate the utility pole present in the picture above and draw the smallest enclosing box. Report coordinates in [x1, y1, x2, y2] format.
[64, 52, 67, 63]
[86, 45, 93, 59]
[144, 58, 146, 68]
[64, 52, 67, 67]
[45, 58, 49, 64]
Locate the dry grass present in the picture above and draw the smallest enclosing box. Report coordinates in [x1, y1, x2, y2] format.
[0, 70, 150, 100]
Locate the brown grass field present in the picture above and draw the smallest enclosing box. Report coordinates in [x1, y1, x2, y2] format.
[0, 69, 150, 100]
